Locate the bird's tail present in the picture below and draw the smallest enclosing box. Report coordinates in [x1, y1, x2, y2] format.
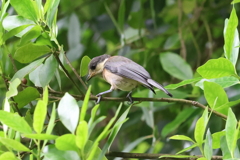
[147, 79, 172, 97]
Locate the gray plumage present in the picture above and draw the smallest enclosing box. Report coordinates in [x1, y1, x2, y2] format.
[104, 56, 172, 97]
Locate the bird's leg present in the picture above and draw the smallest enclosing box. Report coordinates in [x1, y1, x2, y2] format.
[126, 91, 133, 104]
[96, 87, 114, 104]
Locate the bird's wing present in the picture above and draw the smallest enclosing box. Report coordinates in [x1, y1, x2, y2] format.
[104, 56, 155, 91]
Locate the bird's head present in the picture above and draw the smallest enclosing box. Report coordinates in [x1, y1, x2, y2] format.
[86, 54, 111, 81]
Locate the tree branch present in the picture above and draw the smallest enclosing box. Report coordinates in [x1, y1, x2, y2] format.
[106, 152, 223, 160]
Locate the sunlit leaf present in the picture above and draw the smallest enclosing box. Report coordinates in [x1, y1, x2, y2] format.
[14, 42, 51, 63]
[76, 121, 88, 150]
[58, 93, 79, 133]
[80, 56, 91, 77]
[55, 134, 78, 151]
[0, 137, 30, 151]
[197, 58, 237, 79]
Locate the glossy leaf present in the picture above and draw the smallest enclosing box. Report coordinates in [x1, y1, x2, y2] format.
[224, 7, 239, 66]
[176, 143, 198, 155]
[46, 103, 56, 135]
[0, 111, 32, 134]
[160, 52, 193, 80]
[80, 56, 91, 77]
[3, 24, 32, 41]
[226, 108, 237, 157]
[0, 152, 17, 160]
[33, 100, 47, 133]
[29, 64, 43, 86]
[0, 137, 30, 151]
[203, 81, 229, 114]
[76, 121, 88, 150]
[163, 34, 180, 50]
[19, 25, 42, 46]
[10, 0, 38, 21]
[197, 58, 237, 79]
[165, 77, 202, 89]
[162, 108, 195, 138]
[23, 134, 58, 140]
[43, 144, 80, 160]
[6, 78, 21, 98]
[45, 0, 60, 28]
[194, 117, 205, 145]
[195, 77, 239, 89]
[14, 42, 51, 63]
[204, 129, 212, 160]
[11, 58, 44, 81]
[169, 135, 195, 143]
[14, 87, 40, 108]
[55, 134, 78, 151]
[212, 131, 225, 149]
[221, 136, 232, 159]
[39, 54, 58, 87]
[58, 93, 79, 133]
[80, 86, 91, 121]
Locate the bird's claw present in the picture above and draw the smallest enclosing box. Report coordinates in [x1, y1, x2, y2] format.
[126, 92, 133, 104]
[95, 95, 102, 104]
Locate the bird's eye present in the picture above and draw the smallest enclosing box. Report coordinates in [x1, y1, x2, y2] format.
[90, 65, 96, 70]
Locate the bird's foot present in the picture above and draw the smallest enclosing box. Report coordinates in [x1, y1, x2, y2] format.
[95, 94, 102, 104]
[126, 92, 133, 104]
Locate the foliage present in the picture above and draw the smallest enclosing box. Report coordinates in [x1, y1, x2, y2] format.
[0, 0, 240, 160]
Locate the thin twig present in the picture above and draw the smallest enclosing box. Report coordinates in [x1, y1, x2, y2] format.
[47, 94, 227, 120]
[53, 53, 85, 96]
[178, 0, 187, 60]
[106, 151, 223, 160]
[63, 52, 88, 91]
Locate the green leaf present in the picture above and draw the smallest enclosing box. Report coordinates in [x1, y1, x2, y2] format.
[19, 25, 42, 46]
[128, 11, 145, 29]
[23, 134, 58, 140]
[80, 86, 91, 121]
[43, 144, 80, 160]
[223, 7, 239, 66]
[212, 131, 225, 149]
[0, 137, 30, 151]
[203, 81, 229, 114]
[39, 54, 58, 87]
[176, 143, 198, 154]
[80, 56, 91, 77]
[46, 103, 56, 135]
[204, 129, 212, 160]
[6, 78, 21, 98]
[2, 15, 34, 36]
[14, 87, 40, 108]
[118, 0, 125, 31]
[169, 135, 195, 143]
[0, 152, 17, 160]
[0, 111, 32, 134]
[232, 0, 240, 4]
[197, 58, 237, 79]
[10, 0, 38, 22]
[163, 34, 180, 50]
[29, 64, 43, 86]
[165, 77, 202, 89]
[3, 24, 32, 41]
[162, 108, 195, 138]
[55, 134, 78, 151]
[14, 42, 51, 63]
[11, 58, 44, 81]
[33, 100, 47, 133]
[76, 121, 88, 150]
[160, 52, 193, 80]
[221, 136, 232, 159]
[194, 117, 205, 146]
[58, 93, 79, 133]
[226, 108, 237, 157]
[45, 0, 60, 28]
[195, 77, 239, 89]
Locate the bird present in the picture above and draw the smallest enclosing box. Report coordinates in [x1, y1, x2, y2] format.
[86, 54, 172, 103]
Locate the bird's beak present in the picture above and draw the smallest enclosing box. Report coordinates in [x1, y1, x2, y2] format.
[86, 73, 93, 81]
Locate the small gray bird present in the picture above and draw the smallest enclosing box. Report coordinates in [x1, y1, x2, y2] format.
[87, 54, 172, 103]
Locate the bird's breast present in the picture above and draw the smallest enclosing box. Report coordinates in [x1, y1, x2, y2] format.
[103, 69, 138, 91]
